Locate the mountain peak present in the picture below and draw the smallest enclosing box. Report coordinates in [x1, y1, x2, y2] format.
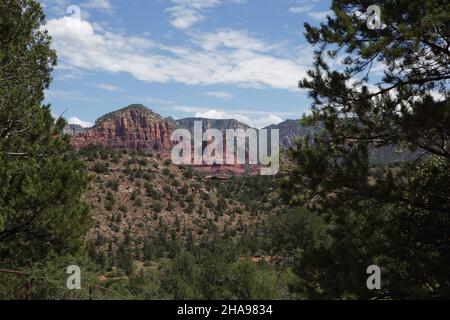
[96, 104, 162, 124]
[177, 118, 252, 133]
[121, 104, 153, 112]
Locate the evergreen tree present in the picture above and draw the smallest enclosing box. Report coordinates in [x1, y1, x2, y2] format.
[0, 0, 91, 265]
[186, 230, 194, 252]
[116, 242, 134, 276]
[281, 0, 450, 298]
[143, 239, 154, 262]
[163, 251, 200, 299]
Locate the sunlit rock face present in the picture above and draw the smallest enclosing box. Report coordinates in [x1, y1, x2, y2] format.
[70, 104, 173, 151]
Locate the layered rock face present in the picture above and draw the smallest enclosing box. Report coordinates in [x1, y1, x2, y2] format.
[176, 118, 261, 175]
[176, 118, 251, 133]
[63, 124, 87, 136]
[264, 119, 321, 148]
[71, 105, 173, 150]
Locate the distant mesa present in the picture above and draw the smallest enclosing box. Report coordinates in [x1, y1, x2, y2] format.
[265, 119, 321, 148]
[176, 118, 252, 134]
[66, 104, 274, 151]
[64, 104, 418, 166]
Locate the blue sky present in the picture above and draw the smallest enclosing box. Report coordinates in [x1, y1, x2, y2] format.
[39, 0, 333, 128]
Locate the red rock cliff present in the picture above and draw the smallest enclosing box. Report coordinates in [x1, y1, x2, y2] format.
[71, 105, 173, 150]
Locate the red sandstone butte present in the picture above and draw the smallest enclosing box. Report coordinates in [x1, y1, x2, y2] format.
[71, 105, 173, 151]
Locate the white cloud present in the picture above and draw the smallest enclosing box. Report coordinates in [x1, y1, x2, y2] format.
[44, 17, 309, 91]
[174, 105, 288, 128]
[195, 109, 233, 119]
[204, 91, 233, 99]
[288, 1, 332, 21]
[172, 0, 221, 10]
[252, 114, 284, 129]
[40, 0, 114, 17]
[289, 6, 313, 14]
[67, 116, 93, 127]
[191, 29, 271, 52]
[81, 0, 113, 12]
[166, 6, 205, 29]
[166, 0, 243, 29]
[96, 83, 121, 91]
[308, 10, 332, 21]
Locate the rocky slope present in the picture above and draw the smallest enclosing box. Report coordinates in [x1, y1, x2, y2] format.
[81, 148, 276, 250]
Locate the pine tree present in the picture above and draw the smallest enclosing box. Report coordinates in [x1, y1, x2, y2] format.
[116, 242, 134, 276]
[0, 0, 91, 265]
[281, 0, 450, 299]
[143, 239, 154, 262]
[186, 230, 194, 251]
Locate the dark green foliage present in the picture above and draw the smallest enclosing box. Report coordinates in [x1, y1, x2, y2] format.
[0, 0, 91, 266]
[116, 242, 134, 276]
[145, 182, 161, 199]
[281, 0, 450, 299]
[92, 162, 109, 174]
[182, 167, 194, 179]
[107, 179, 120, 191]
[162, 251, 201, 299]
[152, 201, 162, 213]
[264, 208, 325, 257]
[143, 239, 155, 262]
[0, 254, 102, 300]
[179, 185, 188, 195]
[160, 238, 284, 300]
[186, 230, 194, 251]
[216, 197, 227, 214]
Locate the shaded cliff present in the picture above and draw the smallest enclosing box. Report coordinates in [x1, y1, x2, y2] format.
[264, 119, 321, 148]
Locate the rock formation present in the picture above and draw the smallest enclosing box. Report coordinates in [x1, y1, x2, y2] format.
[70, 104, 173, 150]
[65, 105, 418, 176]
[264, 119, 321, 148]
[63, 124, 87, 136]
